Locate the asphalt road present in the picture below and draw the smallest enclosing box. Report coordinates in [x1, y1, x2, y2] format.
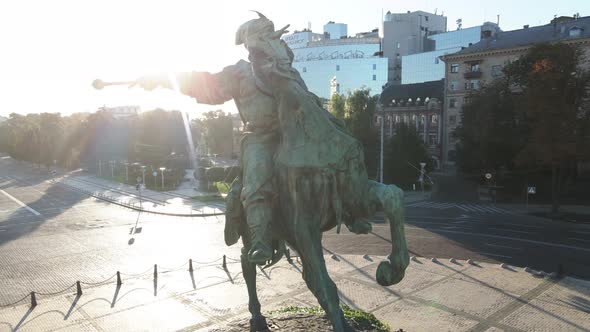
[1, 155, 589, 306]
[323, 202, 590, 278]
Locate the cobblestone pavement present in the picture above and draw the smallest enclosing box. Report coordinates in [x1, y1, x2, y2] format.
[1, 155, 589, 331]
[1, 254, 589, 332]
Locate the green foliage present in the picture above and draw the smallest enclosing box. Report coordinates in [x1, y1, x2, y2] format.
[454, 78, 526, 172]
[455, 42, 590, 212]
[0, 108, 192, 191]
[193, 110, 234, 156]
[271, 305, 391, 331]
[329, 93, 346, 120]
[214, 181, 230, 194]
[503, 43, 590, 166]
[340, 88, 380, 179]
[385, 123, 430, 189]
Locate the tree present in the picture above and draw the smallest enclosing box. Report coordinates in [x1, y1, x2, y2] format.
[454, 78, 526, 173]
[504, 43, 590, 214]
[329, 93, 346, 120]
[194, 110, 233, 157]
[344, 89, 380, 179]
[384, 123, 430, 189]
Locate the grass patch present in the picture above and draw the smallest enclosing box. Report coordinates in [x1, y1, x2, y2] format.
[270, 305, 392, 331]
[215, 181, 230, 194]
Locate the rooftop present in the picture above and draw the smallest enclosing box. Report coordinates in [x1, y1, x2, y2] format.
[380, 79, 444, 105]
[453, 16, 590, 56]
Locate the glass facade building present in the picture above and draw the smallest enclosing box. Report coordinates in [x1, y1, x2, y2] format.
[401, 25, 496, 84]
[284, 34, 388, 99]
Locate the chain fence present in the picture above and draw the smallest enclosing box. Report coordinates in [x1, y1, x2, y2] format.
[0, 254, 243, 308]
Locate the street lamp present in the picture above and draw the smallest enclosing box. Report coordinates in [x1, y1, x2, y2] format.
[419, 162, 426, 194]
[110, 160, 114, 177]
[377, 115, 384, 183]
[159, 167, 166, 189]
[123, 161, 129, 182]
[140, 165, 146, 185]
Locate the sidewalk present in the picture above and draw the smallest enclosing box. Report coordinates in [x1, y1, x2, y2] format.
[50, 172, 225, 217]
[50, 170, 430, 217]
[1, 254, 588, 332]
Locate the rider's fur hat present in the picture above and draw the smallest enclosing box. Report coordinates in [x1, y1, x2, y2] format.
[235, 11, 289, 46]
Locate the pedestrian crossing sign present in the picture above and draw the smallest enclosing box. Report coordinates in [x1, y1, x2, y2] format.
[527, 186, 536, 194]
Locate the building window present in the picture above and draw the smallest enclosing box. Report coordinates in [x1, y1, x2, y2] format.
[449, 115, 457, 126]
[435, 57, 439, 64]
[372, 74, 377, 81]
[449, 98, 457, 108]
[570, 27, 583, 37]
[336, 65, 340, 71]
[470, 80, 480, 90]
[302, 67, 307, 73]
[373, 64, 377, 70]
[491, 65, 503, 77]
[470, 63, 480, 72]
[465, 82, 470, 90]
[396, 42, 401, 49]
[425, 16, 429, 21]
[450, 81, 458, 91]
[450, 64, 459, 73]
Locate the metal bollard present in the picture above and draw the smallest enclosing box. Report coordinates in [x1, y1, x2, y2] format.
[222, 255, 227, 270]
[76, 281, 82, 296]
[116, 271, 122, 286]
[189, 259, 193, 272]
[153, 264, 158, 280]
[30, 291, 37, 307]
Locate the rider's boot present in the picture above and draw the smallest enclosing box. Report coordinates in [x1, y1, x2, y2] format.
[246, 203, 273, 265]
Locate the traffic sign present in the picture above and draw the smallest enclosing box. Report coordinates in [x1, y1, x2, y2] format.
[152, 171, 157, 177]
[136, 176, 142, 183]
[527, 186, 536, 194]
[485, 173, 492, 180]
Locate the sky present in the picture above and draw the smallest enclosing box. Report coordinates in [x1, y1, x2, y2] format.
[1, 0, 589, 118]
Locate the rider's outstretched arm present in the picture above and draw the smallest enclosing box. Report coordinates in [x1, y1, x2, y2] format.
[134, 62, 243, 105]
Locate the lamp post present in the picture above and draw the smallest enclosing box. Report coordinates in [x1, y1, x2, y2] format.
[110, 160, 114, 177]
[378, 115, 384, 183]
[419, 162, 426, 194]
[124, 162, 129, 182]
[98, 160, 102, 176]
[141, 165, 146, 185]
[159, 167, 166, 189]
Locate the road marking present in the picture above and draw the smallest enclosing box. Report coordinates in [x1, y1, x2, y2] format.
[475, 252, 513, 258]
[488, 227, 531, 235]
[484, 243, 522, 250]
[568, 237, 590, 243]
[434, 229, 590, 252]
[0, 189, 41, 216]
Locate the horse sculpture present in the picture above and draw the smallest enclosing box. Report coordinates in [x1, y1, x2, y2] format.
[128, 12, 409, 332]
[226, 175, 408, 331]
[214, 13, 411, 332]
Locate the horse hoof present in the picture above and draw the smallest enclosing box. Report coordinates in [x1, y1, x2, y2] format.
[376, 261, 405, 286]
[249, 315, 269, 332]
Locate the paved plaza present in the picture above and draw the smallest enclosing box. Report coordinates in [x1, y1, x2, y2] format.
[1, 254, 589, 332]
[1, 155, 589, 331]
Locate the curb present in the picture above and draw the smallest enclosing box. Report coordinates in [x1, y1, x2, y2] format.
[52, 180, 225, 218]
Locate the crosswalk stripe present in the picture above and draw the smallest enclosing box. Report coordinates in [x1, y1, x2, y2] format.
[456, 205, 470, 212]
[406, 201, 512, 214]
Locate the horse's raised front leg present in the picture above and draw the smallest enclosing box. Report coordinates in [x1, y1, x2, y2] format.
[297, 228, 351, 332]
[240, 243, 268, 331]
[368, 180, 410, 286]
